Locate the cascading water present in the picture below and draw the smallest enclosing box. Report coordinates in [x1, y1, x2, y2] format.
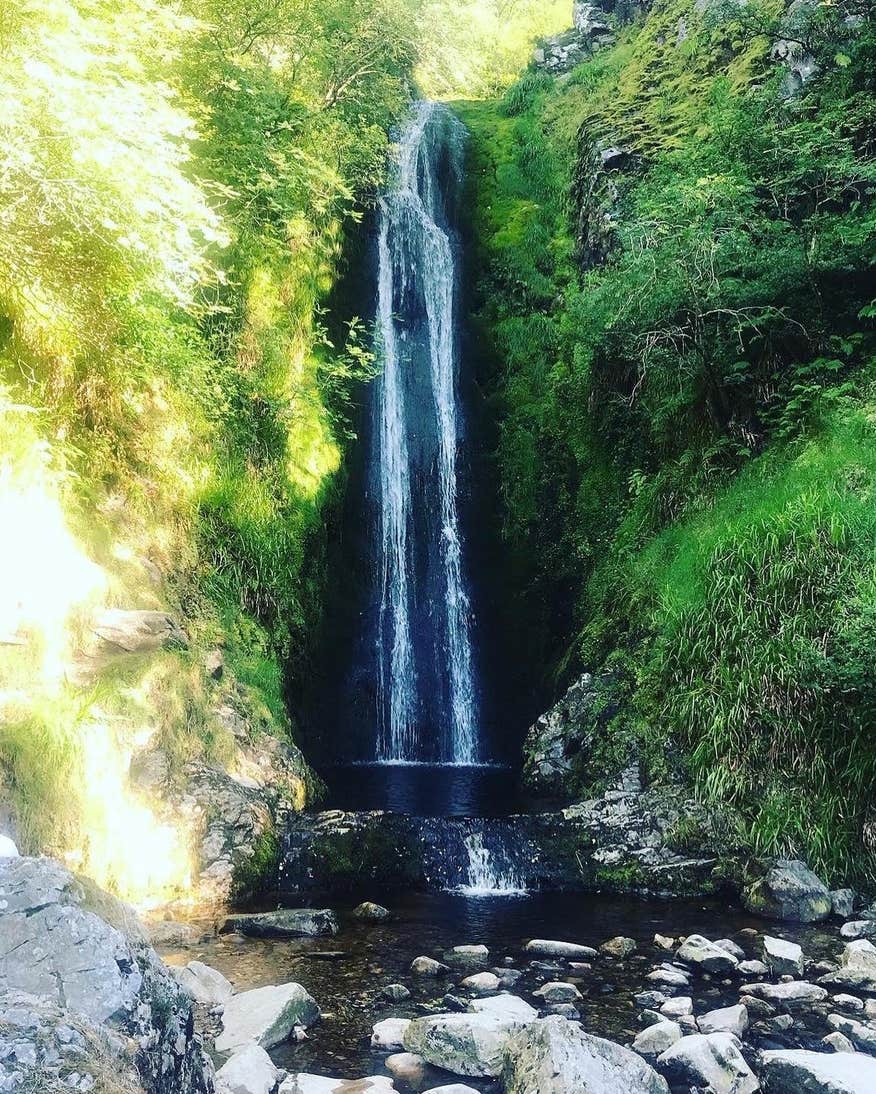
[371, 101, 479, 765]
[457, 830, 527, 896]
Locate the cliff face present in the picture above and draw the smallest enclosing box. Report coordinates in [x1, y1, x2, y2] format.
[459, 0, 876, 884]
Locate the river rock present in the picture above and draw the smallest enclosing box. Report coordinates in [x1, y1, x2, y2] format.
[380, 983, 411, 1002]
[833, 890, 858, 919]
[739, 959, 769, 977]
[820, 940, 876, 992]
[173, 959, 235, 1006]
[762, 1048, 876, 1092]
[698, 1004, 748, 1036]
[503, 1015, 669, 1093]
[533, 981, 583, 1004]
[525, 939, 598, 960]
[460, 972, 500, 996]
[744, 859, 832, 922]
[763, 935, 805, 977]
[657, 1032, 758, 1094]
[659, 997, 692, 1019]
[823, 1031, 857, 1052]
[676, 935, 739, 974]
[446, 945, 489, 963]
[714, 939, 746, 961]
[646, 964, 691, 988]
[223, 909, 338, 938]
[144, 918, 206, 947]
[353, 902, 391, 921]
[372, 1018, 411, 1050]
[385, 1052, 427, 1084]
[403, 1010, 528, 1077]
[841, 922, 876, 940]
[0, 855, 212, 1094]
[411, 956, 449, 976]
[632, 1020, 682, 1057]
[468, 994, 538, 1023]
[279, 1077, 394, 1093]
[833, 994, 864, 1012]
[601, 936, 637, 958]
[215, 982, 319, 1054]
[745, 980, 829, 1007]
[654, 935, 675, 951]
[826, 1014, 876, 1053]
[216, 1043, 279, 1094]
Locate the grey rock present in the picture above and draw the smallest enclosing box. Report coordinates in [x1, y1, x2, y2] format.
[352, 902, 391, 921]
[467, 995, 537, 1023]
[411, 956, 448, 977]
[380, 984, 411, 1002]
[504, 1015, 669, 1093]
[823, 1031, 857, 1052]
[841, 922, 876, 941]
[525, 939, 597, 960]
[632, 1020, 682, 1057]
[744, 859, 832, 923]
[371, 1018, 411, 1050]
[215, 983, 319, 1054]
[739, 959, 768, 977]
[657, 1032, 758, 1094]
[746, 981, 829, 1008]
[172, 960, 234, 1006]
[826, 1014, 876, 1054]
[762, 1047, 876, 1092]
[714, 939, 746, 961]
[459, 972, 500, 997]
[832, 994, 864, 1013]
[659, 997, 692, 1019]
[403, 1010, 529, 1077]
[533, 981, 583, 1004]
[698, 1004, 748, 1037]
[646, 964, 691, 988]
[215, 1044, 278, 1094]
[833, 890, 858, 919]
[601, 936, 637, 958]
[223, 909, 338, 939]
[763, 936, 805, 977]
[820, 940, 876, 992]
[385, 1052, 426, 1085]
[676, 935, 739, 974]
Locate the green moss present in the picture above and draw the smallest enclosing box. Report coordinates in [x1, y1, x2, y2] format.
[232, 829, 280, 905]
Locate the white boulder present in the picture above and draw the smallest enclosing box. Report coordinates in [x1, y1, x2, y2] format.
[698, 1004, 748, 1037]
[173, 960, 234, 1006]
[762, 1048, 876, 1093]
[403, 1010, 529, 1077]
[525, 939, 598, 960]
[657, 1033, 758, 1094]
[215, 982, 319, 1054]
[215, 1044, 279, 1094]
[675, 935, 739, 974]
[763, 935, 804, 977]
[371, 1017, 411, 1050]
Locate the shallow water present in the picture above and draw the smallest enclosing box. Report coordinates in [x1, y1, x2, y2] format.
[160, 889, 837, 1089]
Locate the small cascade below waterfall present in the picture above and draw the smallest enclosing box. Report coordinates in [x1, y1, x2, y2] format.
[369, 101, 479, 765]
[457, 830, 527, 897]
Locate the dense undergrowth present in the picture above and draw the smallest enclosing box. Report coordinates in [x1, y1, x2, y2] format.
[459, 0, 876, 882]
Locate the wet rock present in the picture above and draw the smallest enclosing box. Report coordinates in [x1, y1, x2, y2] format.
[385, 1052, 426, 1085]
[525, 939, 598, 960]
[833, 890, 858, 919]
[601, 937, 637, 959]
[739, 959, 768, 977]
[444, 945, 489, 969]
[503, 1015, 669, 1093]
[172, 960, 234, 1006]
[841, 922, 876, 940]
[763, 936, 805, 977]
[412, 957, 448, 977]
[833, 994, 864, 1013]
[0, 856, 212, 1094]
[215, 1044, 278, 1094]
[714, 939, 746, 962]
[646, 964, 691, 989]
[468, 995, 537, 1023]
[441, 994, 468, 1012]
[633, 1020, 682, 1058]
[762, 1047, 876, 1092]
[636, 991, 668, 1008]
[654, 935, 675, 952]
[493, 967, 523, 988]
[826, 1014, 876, 1053]
[353, 902, 391, 921]
[380, 984, 411, 1002]
[223, 909, 338, 939]
[823, 1031, 857, 1052]
[744, 859, 832, 923]
[675, 935, 739, 975]
[533, 982, 583, 1004]
[657, 1032, 758, 1094]
[745, 981, 828, 1008]
[698, 1004, 748, 1037]
[403, 1010, 528, 1077]
[820, 940, 876, 992]
[459, 972, 499, 997]
[659, 996, 692, 1019]
[544, 1003, 582, 1019]
[215, 983, 319, 1054]
[371, 1018, 411, 1050]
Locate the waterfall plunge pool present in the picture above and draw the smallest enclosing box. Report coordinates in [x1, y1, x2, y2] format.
[159, 889, 836, 1090]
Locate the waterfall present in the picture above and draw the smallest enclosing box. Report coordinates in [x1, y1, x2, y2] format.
[457, 831, 527, 896]
[372, 101, 479, 765]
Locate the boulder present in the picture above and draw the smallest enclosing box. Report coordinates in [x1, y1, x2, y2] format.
[533, 982, 583, 1004]
[145, 919, 206, 948]
[411, 956, 449, 976]
[744, 860, 832, 923]
[385, 1052, 426, 1085]
[371, 1018, 411, 1050]
[832, 890, 858, 919]
[822, 1031, 857, 1052]
[503, 1016, 669, 1093]
[820, 940, 876, 992]
[739, 959, 769, 977]
[714, 939, 746, 961]
[173, 960, 234, 1006]
[403, 1010, 529, 1077]
[841, 921, 876, 940]
[525, 939, 597, 960]
[826, 1014, 876, 1054]
[601, 937, 637, 959]
[215, 982, 319, 1054]
[632, 1021, 682, 1057]
[762, 1048, 876, 1092]
[445, 945, 489, 966]
[659, 997, 692, 1019]
[698, 1004, 748, 1037]
[459, 972, 500, 996]
[763, 936, 805, 977]
[646, 964, 691, 989]
[746, 980, 829, 1007]
[215, 1044, 279, 1094]
[223, 909, 338, 939]
[0, 855, 212, 1094]
[657, 1033, 758, 1094]
[675, 935, 739, 974]
[468, 994, 538, 1023]
[353, 902, 391, 921]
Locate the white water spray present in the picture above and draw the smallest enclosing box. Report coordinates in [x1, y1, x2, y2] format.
[457, 831, 527, 896]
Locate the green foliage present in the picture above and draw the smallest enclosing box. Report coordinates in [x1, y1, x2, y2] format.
[463, 0, 876, 880]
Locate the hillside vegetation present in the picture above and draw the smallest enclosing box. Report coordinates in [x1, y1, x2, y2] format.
[458, 0, 876, 882]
